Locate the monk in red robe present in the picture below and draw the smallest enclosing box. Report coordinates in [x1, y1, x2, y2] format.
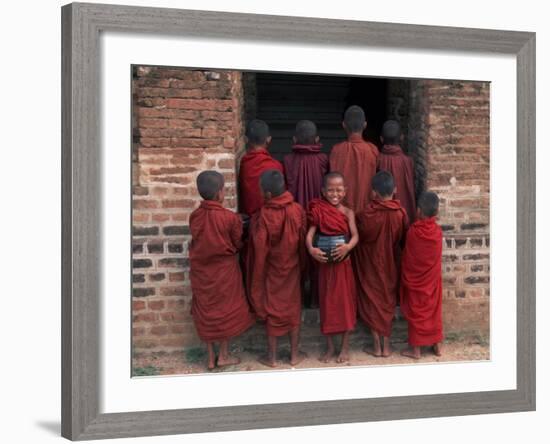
[355, 171, 408, 357]
[400, 191, 444, 359]
[283, 120, 328, 307]
[248, 170, 307, 367]
[189, 171, 255, 370]
[306, 172, 358, 363]
[329, 105, 379, 213]
[377, 120, 416, 223]
[238, 119, 284, 217]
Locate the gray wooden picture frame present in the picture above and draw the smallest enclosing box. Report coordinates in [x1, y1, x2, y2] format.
[61, 2, 536, 440]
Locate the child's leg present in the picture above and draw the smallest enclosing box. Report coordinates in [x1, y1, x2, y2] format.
[433, 342, 443, 356]
[217, 339, 240, 367]
[206, 342, 216, 370]
[336, 331, 351, 363]
[289, 326, 306, 366]
[365, 330, 382, 357]
[401, 345, 421, 360]
[382, 336, 392, 357]
[258, 335, 278, 368]
[320, 335, 336, 363]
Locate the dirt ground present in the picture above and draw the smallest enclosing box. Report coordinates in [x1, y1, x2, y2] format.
[133, 336, 490, 376]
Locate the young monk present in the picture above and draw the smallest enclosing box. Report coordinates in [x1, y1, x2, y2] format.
[329, 105, 379, 213]
[283, 120, 329, 209]
[247, 170, 307, 367]
[238, 119, 284, 217]
[283, 120, 328, 308]
[306, 172, 359, 363]
[189, 171, 255, 370]
[400, 191, 444, 360]
[355, 171, 408, 357]
[377, 120, 416, 223]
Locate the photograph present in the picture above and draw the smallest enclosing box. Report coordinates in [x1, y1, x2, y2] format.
[130, 66, 490, 376]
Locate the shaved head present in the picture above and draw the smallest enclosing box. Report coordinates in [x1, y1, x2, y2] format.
[260, 169, 286, 197]
[246, 119, 270, 147]
[343, 105, 366, 133]
[295, 120, 318, 145]
[322, 171, 345, 188]
[372, 171, 395, 198]
[196, 170, 224, 200]
[382, 120, 401, 145]
[418, 191, 440, 217]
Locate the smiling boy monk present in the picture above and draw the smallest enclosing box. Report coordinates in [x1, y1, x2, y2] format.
[247, 169, 307, 367]
[306, 172, 359, 363]
[400, 191, 444, 360]
[189, 171, 255, 370]
[329, 106, 379, 213]
[355, 171, 408, 358]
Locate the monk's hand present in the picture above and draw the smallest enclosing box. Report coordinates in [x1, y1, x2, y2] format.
[331, 243, 351, 262]
[308, 247, 328, 263]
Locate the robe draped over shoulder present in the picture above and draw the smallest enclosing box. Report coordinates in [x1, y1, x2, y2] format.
[189, 200, 254, 342]
[247, 191, 306, 336]
[400, 217, 444, 346]
[377, 144, 416, 223]
[283, 143, 328, 210]
[329, 134, 379, 213]
[307, 199, 357, 335]
[238, 148, 284, 217]
[355, 199, 408, 337]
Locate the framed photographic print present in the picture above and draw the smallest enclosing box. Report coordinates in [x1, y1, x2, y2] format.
[61, 2, 535, 440]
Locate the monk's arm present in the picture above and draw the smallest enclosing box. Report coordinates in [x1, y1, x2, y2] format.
[230, 213, 244, 250]
[332, 209, 359, 262]
[306, 225, 328, 263]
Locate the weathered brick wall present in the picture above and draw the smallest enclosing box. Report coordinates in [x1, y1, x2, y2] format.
[131, 66, 245, 355]
[410, 80, 490, 337]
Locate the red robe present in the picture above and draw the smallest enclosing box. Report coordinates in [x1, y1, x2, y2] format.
[329, 134, 379, 213]
[307, 198, 357, 335]
[238, 148, 284, 217]
[283, 143, 328, 209]
[355, 199, 408, 337]
[247, 191, 306, 336]
[189, 200, 254, 342]
[400, 217, 444, 346]
[377, 144, 416, 223]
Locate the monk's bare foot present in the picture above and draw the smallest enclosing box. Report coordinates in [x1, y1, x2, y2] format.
[258, 356, 278, 368]
[336, 351, 350, 363]
[433, 343, 443, 356]
[401, 347, 421, 360]
[290, 351, 307, 366]
[207, 359, 216, 370]
[217, 355, 240, 367]
[319, 350, 336, 363]
[382, 342, 392, 357]
[364, 344, 382, 357]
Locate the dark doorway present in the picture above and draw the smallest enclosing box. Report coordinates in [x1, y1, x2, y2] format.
[247, 73, 389, 162]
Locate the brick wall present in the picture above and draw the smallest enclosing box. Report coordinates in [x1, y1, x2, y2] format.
[409, 80, 490, 337]
[131, 66, 245, 355]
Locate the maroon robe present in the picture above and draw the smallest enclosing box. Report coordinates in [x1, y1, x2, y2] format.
[400, 217, 444, 346]
[238, 148, 284, 217]
[377, 144, 416, 223]
[329, 134, 379, 213]
[307, 198, 357, 335]
[283, 143, 328, 305]
[247, 192, 306, 336]
[355, 199, 408, 337]
[189, 200, 254, 342]
[283, 143, 328, 209]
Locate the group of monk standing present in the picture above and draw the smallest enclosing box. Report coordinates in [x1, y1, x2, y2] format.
[188, 105, 444, 370]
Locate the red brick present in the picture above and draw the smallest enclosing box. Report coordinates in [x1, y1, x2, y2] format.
[217, 158, 235, 169]
[162, 199, 196, 209]
[148, 300, 165, 311]
[166, 98, 233, 111]
[169, 272, 186, 282]
[132, 300, 146, 311]
[150, 326, 168, 336]
[133, 199, 159, 209]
